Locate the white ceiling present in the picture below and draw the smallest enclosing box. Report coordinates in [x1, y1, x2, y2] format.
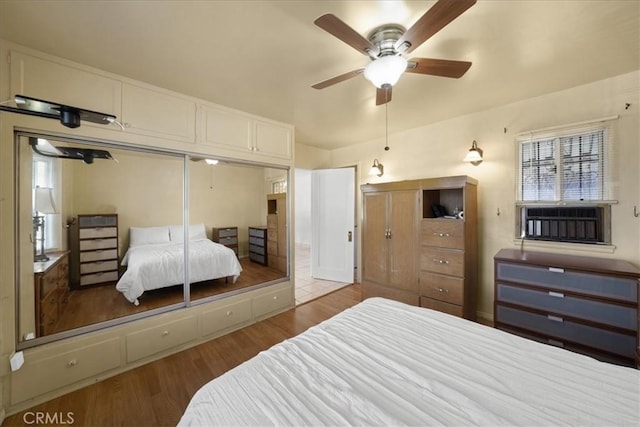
[0, 1, 638, 150]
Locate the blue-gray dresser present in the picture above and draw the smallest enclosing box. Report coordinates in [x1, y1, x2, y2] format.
[494, 248, 640, 368]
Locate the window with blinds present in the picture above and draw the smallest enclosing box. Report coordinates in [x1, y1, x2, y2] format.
[516, 118, 616, 244]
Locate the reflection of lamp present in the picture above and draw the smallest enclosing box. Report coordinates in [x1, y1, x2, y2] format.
[364, 56, 408, 88]
[369, 159, 384, 177]
[204, 158, 219, 165]
[463, 140, 484, 166]
[33, 187, 58, 262]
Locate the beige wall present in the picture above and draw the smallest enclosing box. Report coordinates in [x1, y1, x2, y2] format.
[329, 71, 640, 319]
[69, 148, 268, 257]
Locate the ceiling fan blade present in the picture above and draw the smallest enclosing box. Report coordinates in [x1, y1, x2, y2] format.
[314, 14, 377, 56]
[406, 58, 471, 78]
[376, 86, 392, 106]
[396, 0, 476, 54]
[312, 69, 364, 89]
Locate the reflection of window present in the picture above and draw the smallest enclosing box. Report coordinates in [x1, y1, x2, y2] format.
[33, 154, 61, 250]
[272, 179, 287, 194]
[516, 120, 616, 244]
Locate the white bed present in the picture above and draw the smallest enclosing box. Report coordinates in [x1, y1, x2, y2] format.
[179, 297, 639, 426]
[116, 224, 242, 305]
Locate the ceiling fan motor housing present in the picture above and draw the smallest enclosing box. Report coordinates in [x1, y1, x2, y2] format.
[367, 24, 406, 58]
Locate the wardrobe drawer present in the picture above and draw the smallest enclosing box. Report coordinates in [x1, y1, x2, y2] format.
[497, 283, 637, 331]
[80, 260, 119, 274]
[420, 271, 463, 305]
[200, 298, 252, 337]
[11, 338, 121, 404]
[80, 270, 118, 286]
[496, 262, 638, 303]
[253, 286, 292, 320]
[126, 316, 197, 363]
[80, 238, 117, 251]
[420, 247, 464, 276]
[496, 305, 636, 358]
[80, 248, 117, 262]
[79, 227, 117, 239]
[421, 297, 463, 317]
[421, 220, 464, 249]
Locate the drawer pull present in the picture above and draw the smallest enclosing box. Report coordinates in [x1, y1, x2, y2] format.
[433, 232, 451, 237]
[433, 287, 449, 293]
[548, 291, 565, 298]
[161, 330, 169, 336]
[67, 359, 77, 367]
[547, 315, 564, 323]
[226, 310, 233, 316]
[273, 296, 278, 300]
[548, 267, 565, 273]
[433, 259, 449, 264]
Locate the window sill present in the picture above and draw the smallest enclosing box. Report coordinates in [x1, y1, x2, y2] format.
[511, 239, 616, 255]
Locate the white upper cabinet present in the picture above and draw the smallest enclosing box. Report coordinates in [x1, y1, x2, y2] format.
[121, 83, 196, 143]
[201, 105, 292, 161]
[9, 51, 121, 121]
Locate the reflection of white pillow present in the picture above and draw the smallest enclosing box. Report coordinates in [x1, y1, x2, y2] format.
[169, 224, 207, 242]
[129, 226, 170, 247]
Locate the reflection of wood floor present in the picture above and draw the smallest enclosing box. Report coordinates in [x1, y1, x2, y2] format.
[52, 258, 286, 335]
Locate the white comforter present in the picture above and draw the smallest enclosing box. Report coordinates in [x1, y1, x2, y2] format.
[179, 297, 639, 426]
[116, 239, 242, 304]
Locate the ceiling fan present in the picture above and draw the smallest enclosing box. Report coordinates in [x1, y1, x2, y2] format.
[312, 0, 476, 105]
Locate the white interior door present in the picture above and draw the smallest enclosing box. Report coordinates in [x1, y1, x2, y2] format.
[311, 167, 355, 283]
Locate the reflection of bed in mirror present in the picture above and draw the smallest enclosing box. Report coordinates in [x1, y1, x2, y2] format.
[116, 224, 242, 305]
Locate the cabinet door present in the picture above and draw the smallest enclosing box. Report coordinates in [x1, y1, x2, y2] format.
[122, 83, 196, 143]
[362, 192, 388, 285]
[10, 51, 121, 121]
[201, 106, 252, 151]
[254, 120, 292, 159]
[388, 190, 419, 291]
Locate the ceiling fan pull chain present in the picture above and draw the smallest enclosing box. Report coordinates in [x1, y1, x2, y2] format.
[384, 101, 390, 151]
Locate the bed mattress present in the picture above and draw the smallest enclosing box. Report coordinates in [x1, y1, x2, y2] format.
[179, 297, 639, 426]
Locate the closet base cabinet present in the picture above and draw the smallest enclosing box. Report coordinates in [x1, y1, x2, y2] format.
[361, 176, 477, 319]
[494, 248, 640, 368]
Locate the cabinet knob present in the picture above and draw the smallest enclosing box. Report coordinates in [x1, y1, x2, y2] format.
[67, 359, 77, 367]
[433, 287, 449, 293]
[226, 310, 233, 316]
[273, 295, 278, 300]
[161, 330, 169, 336]
[433, 259, 449, 265]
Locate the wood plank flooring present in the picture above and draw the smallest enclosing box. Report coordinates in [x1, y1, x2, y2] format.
[3, 284, 361, 427]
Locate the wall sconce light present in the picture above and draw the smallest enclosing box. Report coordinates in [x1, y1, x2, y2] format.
[463, 140, 483, 166]
[369, 159, 384, 177]
[33, 187, 58, 262]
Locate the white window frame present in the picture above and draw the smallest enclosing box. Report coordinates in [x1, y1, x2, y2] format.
[33, 153, 62, 250]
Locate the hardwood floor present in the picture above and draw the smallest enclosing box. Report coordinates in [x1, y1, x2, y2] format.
[3, 284, 361, 427]
[52, 258, 286, 335]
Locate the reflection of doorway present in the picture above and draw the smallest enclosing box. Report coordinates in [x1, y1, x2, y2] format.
[294, 168, 355, 305]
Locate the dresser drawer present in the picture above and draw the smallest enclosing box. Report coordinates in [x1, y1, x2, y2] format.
[79, 215, 118, 227]
[249, 244, 266, 255]
[496, 262, 638, 303]
[249, 227, 267, 238]
[126, 316, 197, 363]
[421, 297, 463, 317]
[267, 214, 277, 228]
[267, 240, 278, 255]
[420, 271, 463, 305]
[200, 298, 252, 337]
[80, 270, 118, 286]
[217, 228, 237, 238]
[79, 227, 118, 239]
[218, 236, 238, 246]
[267, 228, 277, 241]
[420, 247, 464, 276]
[41, 273, 58, 296]
[80, 238, 117, 251]
[249, 236, 265, 245]
[497, 283, 637, 331]
[496, 304, 636, 358]
[421, 219, 464, 249]
[249, 252, 266, 264]
[80, 248, 118, 262]
[80, 260, 119, 274]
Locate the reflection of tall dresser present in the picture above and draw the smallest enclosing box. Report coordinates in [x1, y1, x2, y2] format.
[267, 193, 287, 273]
[70, 214, 119, 288]
[34, 252, 69, 336]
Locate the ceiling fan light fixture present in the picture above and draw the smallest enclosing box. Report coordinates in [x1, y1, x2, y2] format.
[204, 158, 219, 165]
[364, 56, 408, 88]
